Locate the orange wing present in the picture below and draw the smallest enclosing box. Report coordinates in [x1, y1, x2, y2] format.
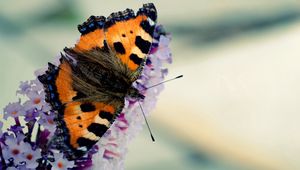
[74, 4, 157, 71]
[74, 16, 106, 52]
[104, 3, 157, 71]
[56, 59, 117, 149]
[39, 57, 120, 159]
[63, 102, 115, 149]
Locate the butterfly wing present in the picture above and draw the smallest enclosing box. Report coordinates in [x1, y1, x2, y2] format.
[74, 3, 157, 80]
[74, 15, 106, 52]
[38, 57, 124, 159]
[105, 3, 157, 74]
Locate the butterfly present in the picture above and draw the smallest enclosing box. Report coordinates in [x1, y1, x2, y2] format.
[38, 3, 157, 160]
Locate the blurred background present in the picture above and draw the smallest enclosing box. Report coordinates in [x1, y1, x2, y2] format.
[1, 0, 300, 169]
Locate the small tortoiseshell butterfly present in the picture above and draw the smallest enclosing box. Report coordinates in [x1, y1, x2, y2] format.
[38, 3, 157, 160]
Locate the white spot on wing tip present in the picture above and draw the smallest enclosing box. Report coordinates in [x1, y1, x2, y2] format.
[148, 18, 155, 26]
[78, 146, 87, 151]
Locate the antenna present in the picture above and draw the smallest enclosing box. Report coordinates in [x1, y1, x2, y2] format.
[138, 101, 155, 142]
[146, 75, 183, 89]
[139, 74, 183, 142]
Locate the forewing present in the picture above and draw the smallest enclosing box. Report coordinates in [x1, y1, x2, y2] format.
[74, 15, 107, 52]
[104, 3, 157, 74]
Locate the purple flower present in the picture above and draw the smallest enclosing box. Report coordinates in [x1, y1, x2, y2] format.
[115, 113, 129, 131]
[21, 143, 41, 169]
[24, 108, 40, 122]
[17, 79, 44, 96]
[3, 101, 25, 120]
[155, 35, 172, 63]
[23, 91, 47, 111]
[103, 149, 120, 160]
[36, 129, 52, 148]
[2, 135, 25, 165]
[29, 79, 44, 93]
[15, 133, 26, 143]
[51, 152, 75, 170]
[8, 126, 24, 136]
[38, 112, 56, 133]
[17, 81, 32, 95]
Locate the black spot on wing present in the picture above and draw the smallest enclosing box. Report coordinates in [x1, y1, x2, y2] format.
[87, 123, 108, 137]
[135, 36, 151, 54]
[103, 40, 109, 52]
[129, 54, 143, 65]
[72, 91, 87, 101]
[99, 111, 113, 121]
[140, 20, 155, 37]
[77, 137, 97, 149]
[113, 42, 126, 54]
[80, 103, 96, 112]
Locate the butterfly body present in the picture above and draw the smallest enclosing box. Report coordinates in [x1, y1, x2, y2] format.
[38, 3, 157, 159]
